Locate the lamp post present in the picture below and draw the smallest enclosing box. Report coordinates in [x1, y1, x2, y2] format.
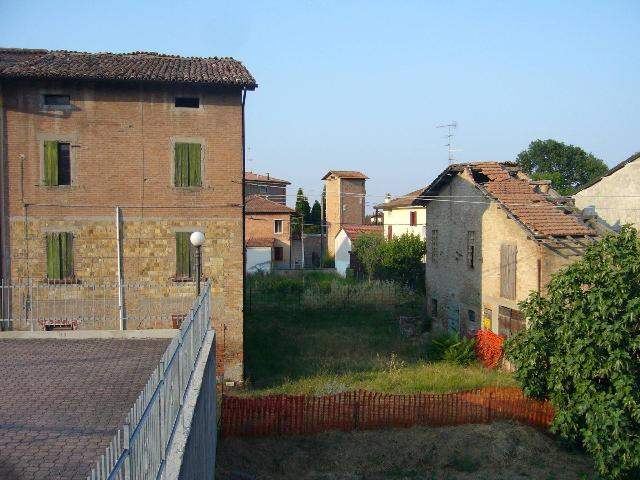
[190, 231, 205, 296]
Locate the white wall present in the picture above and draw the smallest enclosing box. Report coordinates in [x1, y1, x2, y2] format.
[246, 247, 272, 273]
[383, 207, 427, 239]
[574, 158, 640, 231]
[334, 229, 352, 276]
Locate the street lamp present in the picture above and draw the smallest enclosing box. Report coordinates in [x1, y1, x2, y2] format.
[190, 231, 205, 296]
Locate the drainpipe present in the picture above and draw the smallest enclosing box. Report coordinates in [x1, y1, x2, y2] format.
[241, 87, 247, 381]
[116, 207, 126, 330]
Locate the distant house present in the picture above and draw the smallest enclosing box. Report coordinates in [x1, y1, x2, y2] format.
[374, 188, 428, 241]
[244, 171, 290, 205]
[335, 225, 383, 276]
[245, 195, 296, 272]
[573, 152, 640, 231]
[423, 162, 600, 337]
[323, 170, 368, 257]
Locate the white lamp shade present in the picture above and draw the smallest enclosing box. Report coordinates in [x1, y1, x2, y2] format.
[190, 231, 205, 247]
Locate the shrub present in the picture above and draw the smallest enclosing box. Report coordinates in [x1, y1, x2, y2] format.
[427, 333, 476, 365]
[504, 226, 640, 479]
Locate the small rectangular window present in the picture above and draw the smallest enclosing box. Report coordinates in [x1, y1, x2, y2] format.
[44, 94, 70, 106]
[467, 231, 476, 269]
[176, 232, 196, 279]
[387, 225, 393, 240]
[410, 211, 417, 226]
[431, 298, 438, 316]
[174, 143, 202, 187]
[274, 247, 284, 261]
[46, 232, 74, 280]
[431, 230, 439, 263]
[175, 97, 200, 108]
[258, 185, 268, 194]
[274, 220, 283, 234]
[44, 141, 71, 186]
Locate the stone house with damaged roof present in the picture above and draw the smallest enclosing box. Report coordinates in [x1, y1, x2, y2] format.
[245, 195, 296, 271]
[423, 162, 601, 337]
[0, 48, 256, 382]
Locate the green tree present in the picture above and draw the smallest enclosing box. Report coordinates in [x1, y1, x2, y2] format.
[504, 226, 640, 479]
[381, 233, 426, 287]
[516, 139, 608, 195]
[294, 188, 311, 235]
[306, 200, 322, 234]
[351, 233, 384, 283]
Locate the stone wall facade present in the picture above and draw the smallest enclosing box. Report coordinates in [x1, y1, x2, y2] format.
[425, 172, 579, 336]
[1, 78, 246, 381]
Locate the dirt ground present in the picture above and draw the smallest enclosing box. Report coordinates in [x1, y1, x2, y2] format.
[216, 422, 597, 480]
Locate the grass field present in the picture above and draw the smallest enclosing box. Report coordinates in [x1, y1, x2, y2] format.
[238, 273, 516, 396]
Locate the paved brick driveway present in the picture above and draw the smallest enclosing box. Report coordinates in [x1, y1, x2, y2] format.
[0, 338, 171, 480]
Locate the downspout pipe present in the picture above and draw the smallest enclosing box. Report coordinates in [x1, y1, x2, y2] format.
[241, 87, 247, 381]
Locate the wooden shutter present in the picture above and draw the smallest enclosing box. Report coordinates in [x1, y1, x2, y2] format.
[387, 225, 392, 240]
[188, 143, 202, 186]
[176, 232, 191, 278]
[46, 233, 61, 279]
[498, 306, 511, 336]
[44, 141, 59, 186]
[500, 244, 517, 299]
[175, 143, 189, 187]
[60, 233, 73, 279]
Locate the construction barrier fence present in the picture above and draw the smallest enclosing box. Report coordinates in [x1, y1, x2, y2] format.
[221, 387, 553, 438]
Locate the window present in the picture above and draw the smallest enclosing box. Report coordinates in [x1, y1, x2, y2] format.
[175, 97, 199, 108]
[175, 232, 196, 279]
[46, 232, 73, 280]
[274, 220, 283, 234]
[387, 225, 393, 240]
[468, 310, 477, 326]
[258, 185, 268, 194]
[467, 231, 476, 269]
[500, 244, 517, 299]
[431, 298, 438, 316]
[44, 94, 70, 106]
[174, 143, 202, 187]
[409, 211, 417, 226]
[274, 246, 284, 261]
[430, 230, 439, 263]
[43, 141, 71, 186]
[498, 306, 525, 337]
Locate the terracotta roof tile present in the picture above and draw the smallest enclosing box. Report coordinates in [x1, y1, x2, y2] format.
[244, 172, 290, 185]
[321, 170, 368, 180]
[0, 48, 256, 88]
[246, 237, 275, 247]
[341, 225, 383, 240]
[374, 187, 428, 209]
[245, 195, 295, 214]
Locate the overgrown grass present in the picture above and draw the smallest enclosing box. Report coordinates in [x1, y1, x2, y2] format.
[239, 273, 515, 397]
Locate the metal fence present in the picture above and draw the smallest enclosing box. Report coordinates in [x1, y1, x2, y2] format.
[88, 279, 213, 480]
[0, 280, 196, 331]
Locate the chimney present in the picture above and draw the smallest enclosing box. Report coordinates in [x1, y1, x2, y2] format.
[384, 193, 391, 204]
[266, 172, 270, 180]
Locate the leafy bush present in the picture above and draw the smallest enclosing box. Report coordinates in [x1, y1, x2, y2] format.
[380, 233, 426, 288]
[351, 233, 385, 282]
[504, 226, 640, 479]
[427, 333, 476, 365]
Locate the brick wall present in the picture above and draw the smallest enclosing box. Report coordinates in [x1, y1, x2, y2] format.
[245, 182, 287, 205]
[245, 213, 292, 267]
[324, 176, 366, 257]
[1, 78, 246, 381]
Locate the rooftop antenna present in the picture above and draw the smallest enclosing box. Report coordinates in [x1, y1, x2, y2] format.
[436, 121, 460, 164]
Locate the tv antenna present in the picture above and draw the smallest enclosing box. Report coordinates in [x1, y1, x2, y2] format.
[436, 121, 461, 164]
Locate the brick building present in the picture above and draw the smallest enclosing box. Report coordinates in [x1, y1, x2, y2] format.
[0, 48, 256, 382]
[322, 170, 367, 257]
[244, 171, 290, 205]
[245, 195, 296, 271]
[423, 162, 602, 337]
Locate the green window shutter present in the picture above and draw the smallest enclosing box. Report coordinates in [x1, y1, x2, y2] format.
[176, 232, 191, 278]
[188, 143, 202, 186]
[61, 233, 73, 279]
[46, 233, 61, 279]
[44, 141, 59, 186]
[175, 143, 189, 187]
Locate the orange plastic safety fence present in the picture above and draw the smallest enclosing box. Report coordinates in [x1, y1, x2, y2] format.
[475, 330, 505, 368]
[220, 387, 553, 438]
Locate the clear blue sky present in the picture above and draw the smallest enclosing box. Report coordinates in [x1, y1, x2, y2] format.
[2, 0, 639, 209]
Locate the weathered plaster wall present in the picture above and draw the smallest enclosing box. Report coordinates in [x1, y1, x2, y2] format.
[383, 207, 426, 239]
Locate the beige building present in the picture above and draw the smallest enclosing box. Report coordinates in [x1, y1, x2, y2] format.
[573, 152, 640, 231]
[0, 48, 256, 382]
[424, 162, 600, 337]
[374, 188, 428, 241]
[322, 170, 367, 257]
